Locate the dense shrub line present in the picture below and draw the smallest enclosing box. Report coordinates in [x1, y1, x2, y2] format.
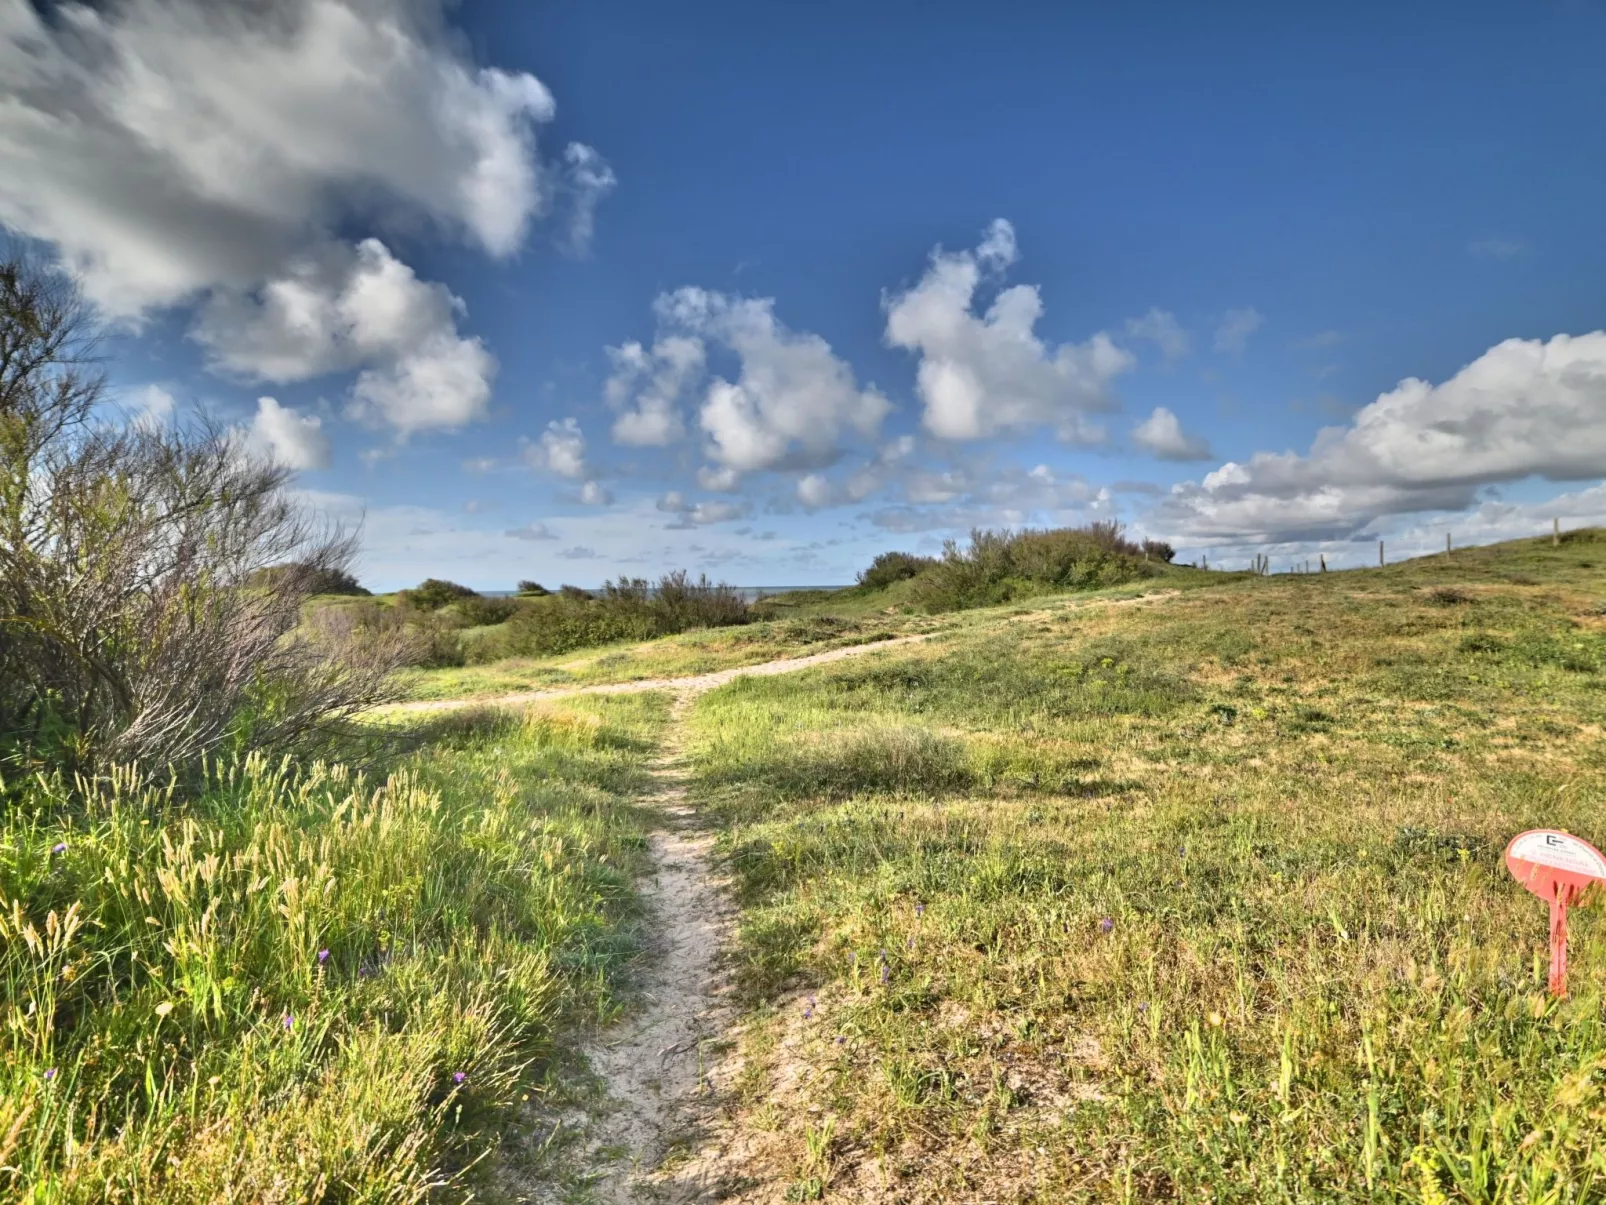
[477, 571, 750, 659]
[873, 522, 1161, 612]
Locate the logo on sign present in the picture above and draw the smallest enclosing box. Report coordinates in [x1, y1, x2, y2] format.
[1505, 828, 1606, 998]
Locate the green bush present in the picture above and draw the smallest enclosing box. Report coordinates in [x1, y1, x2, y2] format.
[516, 580, 551, 596]
[1142, 538, 1176, 563]
[249, 563, 371, 596]
[398, 579, 479, 611]
[474, 572, 750, 660]
[480, 593, 656, 660]
[905, 523, 1156, 612]
[452, 595, 520, 627]
[857, 551, 937, 590]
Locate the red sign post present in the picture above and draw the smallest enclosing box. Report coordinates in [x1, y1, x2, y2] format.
[1505, 829, 1606, 997]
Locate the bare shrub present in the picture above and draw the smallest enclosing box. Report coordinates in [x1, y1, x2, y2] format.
[303, 599, 465, 669]
[0, 256, 402, 775]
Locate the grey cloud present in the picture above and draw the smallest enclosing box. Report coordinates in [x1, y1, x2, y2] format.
[506, 522, 557, 541]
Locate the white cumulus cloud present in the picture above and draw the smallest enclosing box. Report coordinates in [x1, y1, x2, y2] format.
[604, 335, 706, 446]
[0, 0, 566, 315]
[525, 417, 589, 479]
[1132, 407, 1213, 461]
[645, 287, 889, 480]
[560, 142, 617, 255]
[884, 219, 1132, 442]
[125, 383, 176, 428]
[656, 491, 749, 527]
[0, 0, 609, 445]
[1149, 330, 1606, 544]
[245, 396, 330, 470]
[195, 239, 494, 435]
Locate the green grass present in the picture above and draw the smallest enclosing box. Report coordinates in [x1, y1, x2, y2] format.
[0, 693, 668, 1202]
[18, 531, 1606, 1201]
[397, 612, 940, 700]
[397, 578, 1194, 703]
[685, 532, 1606, 1202]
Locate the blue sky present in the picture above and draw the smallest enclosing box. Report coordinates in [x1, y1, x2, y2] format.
[5, 0, 1605, 589]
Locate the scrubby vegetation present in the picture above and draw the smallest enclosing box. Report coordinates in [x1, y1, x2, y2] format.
[0, 694, 665, 1200]
[0, 259, 672, 1201]
[249, 563, 371, 597]
[0, 257, 399, 776]
[857, 551, 938, 591]
[895, 522, 1161, 612]
[684, 531, 1606, 1201]
[398, 578, 479, 611]
[471, 571, 751, 660]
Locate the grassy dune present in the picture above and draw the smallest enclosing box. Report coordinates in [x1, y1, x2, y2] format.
[687, 532, 1606, 1201]
[397, 578, 1191, 703]
[397, 614, 937, 701]
[0, 695, 667, 1202]
[12, 531, 1604, 1202]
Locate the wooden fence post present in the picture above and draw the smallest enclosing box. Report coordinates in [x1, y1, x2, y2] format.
[1554, 518, 1561, 546]
[1379, 540, 1385, 567]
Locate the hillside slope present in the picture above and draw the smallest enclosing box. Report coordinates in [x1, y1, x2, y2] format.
[670, 530, 1606, 1201]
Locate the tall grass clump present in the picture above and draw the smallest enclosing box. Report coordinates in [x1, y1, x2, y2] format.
[475, 571, 750, 660]
[0, 694, 664, 1201]
[885, 523, 1158, 612]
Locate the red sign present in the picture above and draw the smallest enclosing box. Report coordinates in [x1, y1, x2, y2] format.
[1505, 829, 1606, 998]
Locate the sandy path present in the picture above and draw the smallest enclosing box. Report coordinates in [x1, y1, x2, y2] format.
[391, 632, 933, 714]
[504, 588, 1182, 1200]
[515, 637, 932, 1202]
[543, 693, 737, 1204]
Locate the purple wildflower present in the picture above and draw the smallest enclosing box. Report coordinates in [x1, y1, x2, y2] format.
[835, 1035, 845, 1045]
[1099, 917, 1115, 934]
[317, 949, 329, 965]
[880, 961, 890, 986]
[452, 1071, 466, 1084]
[51, 842, 67, 855]
[282, 1013, 294, 1031]
[43, 1068, 56, 1081]
[915, 903, 925, 917]
[803, 995, 815, 1019]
